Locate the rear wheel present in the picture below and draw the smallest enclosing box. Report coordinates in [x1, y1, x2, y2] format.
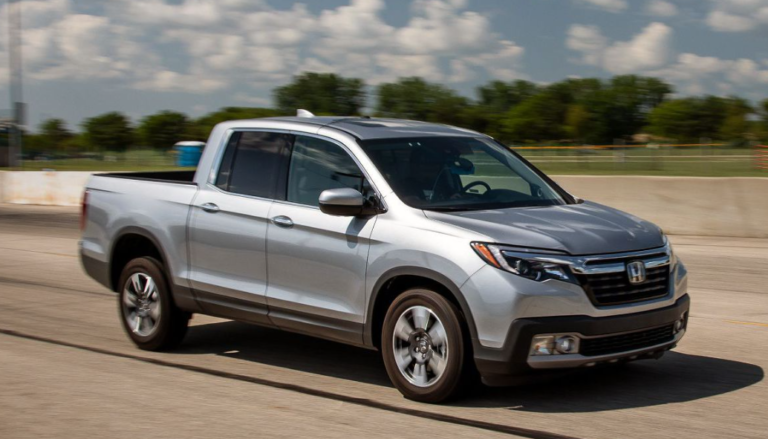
[118, 257, 189, 351]
[381, 289, 469, 403]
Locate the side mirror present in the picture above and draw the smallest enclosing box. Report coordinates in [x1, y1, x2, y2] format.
[319, 188, 366, 216]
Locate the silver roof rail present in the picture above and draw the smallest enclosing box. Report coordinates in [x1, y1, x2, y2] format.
[297, 109, 315, 118]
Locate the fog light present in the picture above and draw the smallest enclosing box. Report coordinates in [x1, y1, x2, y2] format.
[555, 336, 579, 354]
[530, 336, 555, 356]
[674, 319, 684, 333]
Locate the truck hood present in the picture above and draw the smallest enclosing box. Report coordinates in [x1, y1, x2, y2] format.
[424, 201, 664, 255]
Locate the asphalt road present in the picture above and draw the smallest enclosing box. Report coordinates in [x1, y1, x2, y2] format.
[1, 204, 766, 439]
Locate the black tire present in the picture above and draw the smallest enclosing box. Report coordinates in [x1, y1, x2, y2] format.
[117, 257, 189, 351]
[381, 289, 470, 403]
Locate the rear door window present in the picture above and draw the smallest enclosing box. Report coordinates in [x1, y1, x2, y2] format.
[215, 131, 293, 199]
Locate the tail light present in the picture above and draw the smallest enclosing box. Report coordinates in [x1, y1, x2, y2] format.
[80, 190, 89, 232]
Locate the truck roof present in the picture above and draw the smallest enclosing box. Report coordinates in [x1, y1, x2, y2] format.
[260, 116, 484, 140]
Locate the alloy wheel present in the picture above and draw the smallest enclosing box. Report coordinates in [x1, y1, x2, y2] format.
[122, 272, 161, 337]
[392, 305, 449, 387]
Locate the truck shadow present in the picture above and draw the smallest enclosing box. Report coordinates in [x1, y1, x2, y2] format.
[180, 320, 391, 386]
[461, 353, 765, 411]
[178, 320, 763, 412]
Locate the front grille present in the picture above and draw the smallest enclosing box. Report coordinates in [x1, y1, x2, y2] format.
[581, 324, 675, 356]
[577, 263, 670, 306]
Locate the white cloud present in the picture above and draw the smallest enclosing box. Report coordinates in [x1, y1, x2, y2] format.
[396, 0, 493, 54]
[462, 40, 527, 82]
[705, 0, 768, 32]
[18, 0, 70, 27]
[708, 10, 759, 31]
[603, 22, 672, 74]
[243, 4, 315, 47]
[54, 15, 114, 74]
[647, 0, 678, 17]
[316, 0, 394, 53]
[566, 22, 768, 97]
[727, 58, 768, 84]
[308, 0, 525, 84]
[576, 0, 629, 13]
[650, 53, 768, 96]
[134, 70, 226, 93]
[566, 25, 608, 66]
[375, 54, 445, 82]
[567, 22, 672, 74]
[4, 0, 527, 97]
[117, 0, 225, 27]
[22, 27, 54, 67]
[233, 96, 271, 107]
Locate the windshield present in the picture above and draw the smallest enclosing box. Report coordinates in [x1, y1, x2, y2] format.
[359, 137, 570, 211]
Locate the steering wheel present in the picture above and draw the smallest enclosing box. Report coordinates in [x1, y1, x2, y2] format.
[462, 181, 492, 194]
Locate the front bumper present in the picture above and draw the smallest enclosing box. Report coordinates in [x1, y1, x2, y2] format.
[474, 294, 690, 386]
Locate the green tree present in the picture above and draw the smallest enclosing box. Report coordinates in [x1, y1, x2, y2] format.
[719, 97, 754, 141]
[139, 111, 190, 150]
[564, 104, 592, 142]
[377, 77, 470, 125]
[38, 118, 73, 153]
[474, 80, 540, 140]
[189, 107, 282, 140]
[21, 133, 45, 157]
[760, 99, 768, 140]
[761, 99, 768, 124]
[62, 134, 88, 154]
[646, 99, 699, 141]
[502, 89, 568, 142]
[561, 78, 603, 103]
[82, 112, 135, 153]
[646, 96, 733, 142]
[477, 80, 539, 113]
[274, 72, 366, 115]
[600, 75, 673, 141]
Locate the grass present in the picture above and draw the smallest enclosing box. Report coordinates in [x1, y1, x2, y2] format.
[3, 146, 768, 177]
[514, 146, 768, 177]
[2, 149, 187, 172]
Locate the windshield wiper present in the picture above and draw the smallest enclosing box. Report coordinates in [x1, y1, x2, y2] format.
[423, 200, 562, 212]
[422, 205, 488, 212]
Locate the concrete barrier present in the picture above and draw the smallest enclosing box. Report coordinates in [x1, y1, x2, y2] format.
[1, 171, 767, 238]
[554, 176, 768, 238]
[0, 171, 93, 206]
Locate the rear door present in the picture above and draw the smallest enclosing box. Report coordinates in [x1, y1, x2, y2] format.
[265, 134, 377, 345]
[188, 130, 292, 324]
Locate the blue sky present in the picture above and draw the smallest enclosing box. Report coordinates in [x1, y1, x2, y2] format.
[1, 0, 767, 130]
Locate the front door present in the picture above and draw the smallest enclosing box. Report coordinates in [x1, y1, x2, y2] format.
[266, 134, 377, 344]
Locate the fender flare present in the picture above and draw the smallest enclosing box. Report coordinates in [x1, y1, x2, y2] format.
[363, 266, 480, 350]
[109, 226, 173, 291]
[109, 226, 201, 313]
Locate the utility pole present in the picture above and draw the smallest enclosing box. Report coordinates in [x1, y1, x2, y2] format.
[7, 0, 23, 168]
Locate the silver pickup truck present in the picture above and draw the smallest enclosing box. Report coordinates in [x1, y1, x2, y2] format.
[80, 113, 689, 403]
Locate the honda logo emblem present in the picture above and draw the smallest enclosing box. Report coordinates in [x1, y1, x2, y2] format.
[627, 261, 646, 284]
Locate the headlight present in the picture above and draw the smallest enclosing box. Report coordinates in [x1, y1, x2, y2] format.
[661, 233, 678, 268]
[470, 242, 576, 283]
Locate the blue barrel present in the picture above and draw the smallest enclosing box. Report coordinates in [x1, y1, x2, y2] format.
[174, 142, 204, 167]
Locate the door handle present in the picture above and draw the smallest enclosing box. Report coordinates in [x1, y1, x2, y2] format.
[201, 202, 220, 213]
[271, 215, 294, 228]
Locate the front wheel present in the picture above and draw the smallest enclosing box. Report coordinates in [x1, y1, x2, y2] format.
[118, 257, 189, 351]
[381, 289, 469, 403]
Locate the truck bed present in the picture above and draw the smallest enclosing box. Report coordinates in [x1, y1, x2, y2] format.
[96, 170, 197, 185]
[82, 170, 201, 291]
